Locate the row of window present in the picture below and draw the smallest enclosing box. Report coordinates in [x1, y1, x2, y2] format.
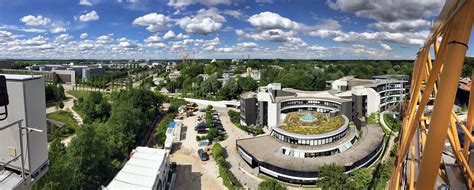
[281, 100, 342, 110]
[281, 107, 333, 114]
[271, 127, 349, 146]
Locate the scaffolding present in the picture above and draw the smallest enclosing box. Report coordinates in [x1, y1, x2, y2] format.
[390, 0, 474, 189]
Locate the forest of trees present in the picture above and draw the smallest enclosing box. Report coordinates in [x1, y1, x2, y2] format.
[35, 88, 163, 189]
[163, 59, 415, 101]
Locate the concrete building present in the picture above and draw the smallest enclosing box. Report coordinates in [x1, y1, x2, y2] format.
[0, 74, 49, 189]
[106, 147, 171, 190]
[82, 67, 105, 82]
[240, 75, 409, 128]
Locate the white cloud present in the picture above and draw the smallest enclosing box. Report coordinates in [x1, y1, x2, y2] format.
[144, 35, 161, 43]
[79, 11, 99, 22]
[224, 10, 243, 19]
[236, 42, 258, 48]
[79, 0, 93, 6]
[309, 29, 428, 45]
[236, 29, 296, 42]
[307, 45, 328, 51]
[327, 0, 443, 32]
[55, 34, 73, 42]
[326, 0, 443, 22]
[20, 15, 51, 26]
[0, 31, 15, 43]
[132, 13, 170, 32]
[372, 19, 431, 32]
[163, 30, 176, 40]
[248, 11, 300, 30]
[380, 43, 392, 51]
[167, 0, 231, 8]
[80, 33, 89, 39]
[217, 47, 233, 52]
[50, 27, 66, 33]
[177, 8, 226, 35]
[96, 34, 114, 44]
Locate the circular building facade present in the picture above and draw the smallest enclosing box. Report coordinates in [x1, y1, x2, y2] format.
[236, 111, 385, 184]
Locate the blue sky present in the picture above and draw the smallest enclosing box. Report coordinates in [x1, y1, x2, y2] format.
[0, 0, 472, 59]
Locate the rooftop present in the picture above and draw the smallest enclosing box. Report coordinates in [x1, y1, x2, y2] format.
[237, 124, 384, 172]
[3, 74, 41, 81]
[279, 112, 345, 135]
[106, 147, 168, 190]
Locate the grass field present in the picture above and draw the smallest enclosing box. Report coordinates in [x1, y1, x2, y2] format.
[47, 110, 78, 140]
[68, 90, 110, 101]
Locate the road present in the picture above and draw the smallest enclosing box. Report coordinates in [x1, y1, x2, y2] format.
[213, 107, 263, 189]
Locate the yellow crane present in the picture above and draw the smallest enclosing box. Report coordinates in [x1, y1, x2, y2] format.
[390, 0, 474, 189]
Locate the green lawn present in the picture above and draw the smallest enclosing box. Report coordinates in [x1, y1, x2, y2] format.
[68, 90, 110, 101]
[279, 113, 345, 135]
[47, 110, 79, 141]
[68, 90, 92, 100]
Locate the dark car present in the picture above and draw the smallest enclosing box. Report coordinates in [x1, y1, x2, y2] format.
[198, 149, 209, 161]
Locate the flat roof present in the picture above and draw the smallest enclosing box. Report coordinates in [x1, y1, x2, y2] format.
[107, 147, 168, 190]
[237, 124, 384, 172]
[2, 74, 41, 81]
[276, 89, 351, 103]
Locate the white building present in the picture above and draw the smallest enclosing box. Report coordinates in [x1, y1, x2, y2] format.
[0, 74, 49, 189]
[106, 147, 171, 190]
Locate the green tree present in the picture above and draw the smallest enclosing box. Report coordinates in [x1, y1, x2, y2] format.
[348, 168, 373, 189]
[318, 163, 348, 189]
[68, 124, 112, 189]
[258, 179, 285, 190]
[36, 134, 72, 189]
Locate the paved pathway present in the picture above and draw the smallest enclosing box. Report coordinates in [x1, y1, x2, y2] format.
[214, 107, 263, 189]
[46, 93, 83, 125]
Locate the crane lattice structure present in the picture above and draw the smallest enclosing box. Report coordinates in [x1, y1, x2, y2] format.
[390, 0, 474, 189]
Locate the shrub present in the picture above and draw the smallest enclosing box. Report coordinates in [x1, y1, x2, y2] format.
[212, 143, 242, 189]
[258, 179, 285, 190]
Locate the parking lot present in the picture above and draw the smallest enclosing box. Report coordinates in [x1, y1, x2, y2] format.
[171, 105, 274, 190]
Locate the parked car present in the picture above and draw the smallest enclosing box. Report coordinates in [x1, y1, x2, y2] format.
[198, 149, 209, 161]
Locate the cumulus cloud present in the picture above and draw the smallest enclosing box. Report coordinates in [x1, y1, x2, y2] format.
[80, 33, 89, 39]
[380, 43, 392, 51]
[144, 35, 161, 43]
[372, 19, 431, 32]
[167, 0, 231, 8]
[20, 15, 51, 26]
[236, 29, 296, 42]
[177, 8, 226, 35]
[163, 30, 176, 40]
[55, 34, 73, 42]
[50, 27, 67, 33]
[79, 0, 93, 6]
[0, 31, 15, 43]
[248, 11, 301, 30]
[79, 11, 100, 22]
[326, 0, 442, 32]
[133, 13, 170, 32]
[96, 34, 114, 44]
